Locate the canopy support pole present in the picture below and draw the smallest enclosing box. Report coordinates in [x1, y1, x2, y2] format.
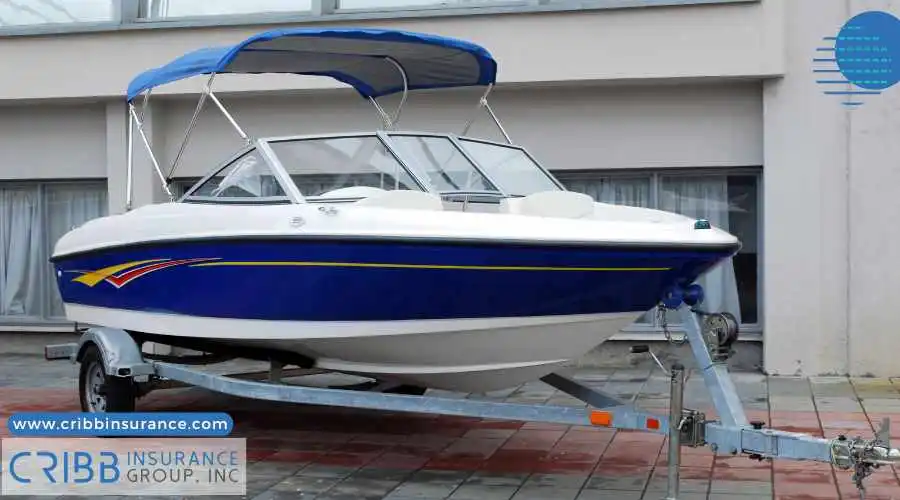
[138, 90, 152, 123]
[369, 98, 393, 129]
[168, 73, 216, 180]
[125, 103, 134, 211]
[208, 91, 250, 143]
[460, 84, 513, 144]
[128, 104, 174, 201]
[368, 57, 409, 131]
[484, 99, 512, 144]
[384, 57, 408, 127]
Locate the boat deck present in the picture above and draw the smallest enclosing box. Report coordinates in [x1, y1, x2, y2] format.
[2, 341, 899, 499]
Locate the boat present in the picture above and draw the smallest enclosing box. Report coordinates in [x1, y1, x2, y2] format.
[48, 27, 740, 393]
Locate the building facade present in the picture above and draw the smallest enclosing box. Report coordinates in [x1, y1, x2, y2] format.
[0, 0, 894, 377]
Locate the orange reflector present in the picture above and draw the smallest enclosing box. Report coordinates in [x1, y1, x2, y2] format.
[646, 418, 661, 430]
[590, 411, 613, 427]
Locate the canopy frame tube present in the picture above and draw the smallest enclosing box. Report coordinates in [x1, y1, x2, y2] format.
[460, 84, 513, 144]
[368, 56, 409, 130]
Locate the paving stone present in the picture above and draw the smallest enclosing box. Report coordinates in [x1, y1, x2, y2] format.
[247, 461, 307, 478]
[768, 396, 816, 412]
[708, 494, 773, 500]
[350, 468, 414, 483]
[813, 396, 865, 412]
[510, 486, 581, 500]
[583, 474, 649, 491]
[297, 464, 358, 479]
[447, 484, 519, 500]
[521, 473, 588, 489]
[253, 491, 319, 500]
[710, 480, 772, 495]
[462, 471, 528, 487]
[268, 474, 342, 494]
[384, 470, 470, 499]
[644, 477, 709, 493]
[575, 490, 643, 500]
[317, 477, 404, 499]
[860, 398, 900, 411]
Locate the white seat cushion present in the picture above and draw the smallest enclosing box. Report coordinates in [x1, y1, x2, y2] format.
[501, 191, 595, 219]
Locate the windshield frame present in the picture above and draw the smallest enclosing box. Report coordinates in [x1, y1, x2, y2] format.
[454, 136, 566, 195]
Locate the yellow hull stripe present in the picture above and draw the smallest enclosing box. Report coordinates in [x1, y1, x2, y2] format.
[71, 259, 167, 286]
[190, 261, 672, 272]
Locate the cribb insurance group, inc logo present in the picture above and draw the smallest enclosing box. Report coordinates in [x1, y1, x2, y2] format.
[0, 412, 246, 496]
[815, 10, 900, 107]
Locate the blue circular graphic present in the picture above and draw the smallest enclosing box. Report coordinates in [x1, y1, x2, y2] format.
[835, 10, 900, 90]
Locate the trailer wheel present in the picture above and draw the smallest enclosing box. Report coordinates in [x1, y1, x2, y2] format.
[79, 345, 136, 413]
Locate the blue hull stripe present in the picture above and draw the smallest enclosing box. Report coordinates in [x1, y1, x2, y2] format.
[53, 239, 735, 322]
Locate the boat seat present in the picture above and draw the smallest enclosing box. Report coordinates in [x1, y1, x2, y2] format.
[500, 191, 595, 219]
[353, 190, 444, 211]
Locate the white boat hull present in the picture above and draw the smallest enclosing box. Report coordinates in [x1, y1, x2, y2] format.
[66, 304, 636, 392]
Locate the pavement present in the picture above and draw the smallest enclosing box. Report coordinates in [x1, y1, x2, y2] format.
[0, 338, 899, 499]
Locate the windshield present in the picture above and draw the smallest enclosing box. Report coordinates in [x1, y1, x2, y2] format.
[388, 135, 499, 193]
[267, 136, 422, 197]
[457, 139, 561, 196]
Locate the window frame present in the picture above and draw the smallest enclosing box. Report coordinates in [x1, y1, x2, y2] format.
[551, 167, 763, 341]
[0, 0, 760, 37]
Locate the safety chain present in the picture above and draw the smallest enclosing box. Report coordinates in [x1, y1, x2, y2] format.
[657, 304, 688, 345]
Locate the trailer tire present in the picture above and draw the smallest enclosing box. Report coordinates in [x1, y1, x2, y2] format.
[79, 344, 136, 413]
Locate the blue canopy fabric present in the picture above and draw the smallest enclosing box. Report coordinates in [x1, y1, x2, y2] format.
[126, 27, 498, 102]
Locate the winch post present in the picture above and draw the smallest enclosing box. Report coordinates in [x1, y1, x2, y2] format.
[671, 300, 748, 428]
[665, 363, 686, 500]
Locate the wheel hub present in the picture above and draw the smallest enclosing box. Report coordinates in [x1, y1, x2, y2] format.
[85, 361, 107, 412]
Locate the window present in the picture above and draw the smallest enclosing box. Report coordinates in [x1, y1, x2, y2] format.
[186, 149, 288, 202]
[337, 0, 523, 9]
[0, 0, 115, 26]
[554, 170, 761, 332]
[140, 0, 311, 19]
[267, 136, 421, 197]
[0, 181, 107, 323]
[388, 135, 498, 193]
[457, 139, 560, 196]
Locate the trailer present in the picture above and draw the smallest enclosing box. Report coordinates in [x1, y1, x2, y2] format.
[45, 286, 900, 500]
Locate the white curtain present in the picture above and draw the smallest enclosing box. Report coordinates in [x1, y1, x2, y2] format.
[44, 185, 108, 318]
[659, 176, 742, 324]
[0, 188, 43, 317]
[561, 176, 651, 208]
[0, 183, 107, 321]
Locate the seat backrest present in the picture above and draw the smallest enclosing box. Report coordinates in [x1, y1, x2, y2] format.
[500, 191, 595, 219]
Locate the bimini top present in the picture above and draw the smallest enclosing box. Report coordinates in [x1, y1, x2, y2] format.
[126, 27, 498, 102]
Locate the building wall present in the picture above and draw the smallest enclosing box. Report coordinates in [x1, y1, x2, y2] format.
[0, 1, 780, 101]
[0, 102, 107, 179]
